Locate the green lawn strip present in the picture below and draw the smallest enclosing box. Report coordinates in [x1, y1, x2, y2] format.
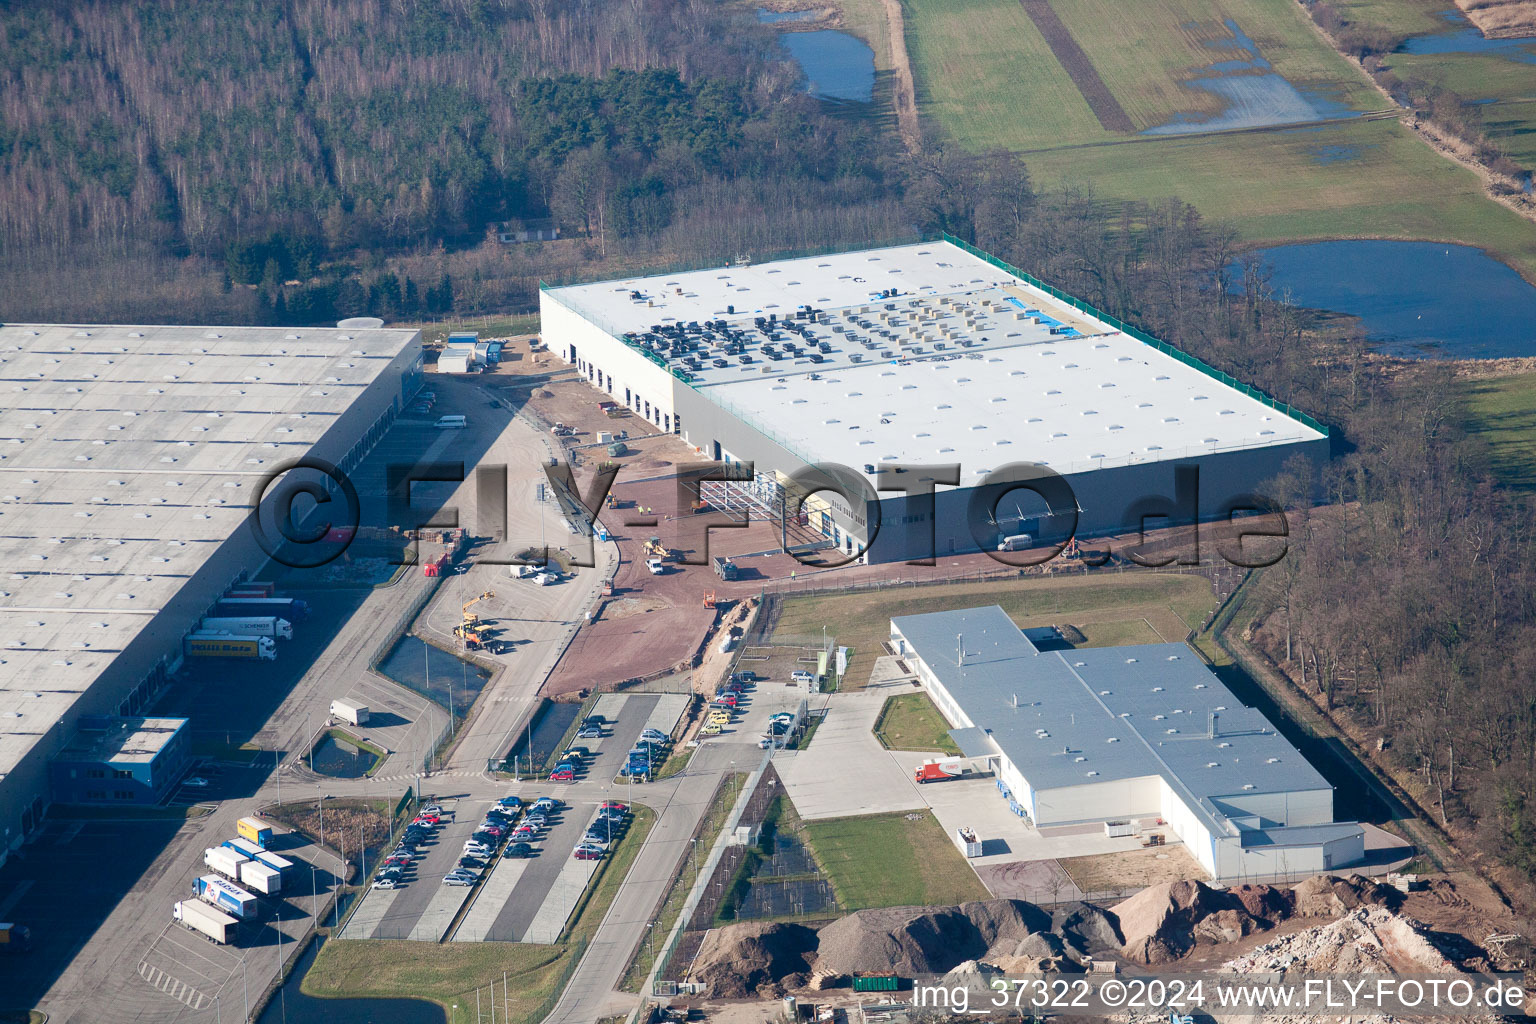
[305, 806, 654, 1024]
[617, 776, 742, 991]
[801, 811, 989, 910]
[1461, 370, 1536, 491]
[654, 748, 692, 780]
[873, 693, 961, 754]
[414, 315, 539, 345]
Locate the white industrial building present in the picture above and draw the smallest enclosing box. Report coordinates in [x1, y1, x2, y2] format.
[0, 322, 421, 860]
[890, 606, 1364, 881]
[540, 238, 1330, 562]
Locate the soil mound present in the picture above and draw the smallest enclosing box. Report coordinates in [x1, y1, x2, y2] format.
[1291, 874, 1402, 917]
[1115, 879, 1253, 965]
[814, 899, 1048, 976]
[1224, 905, 1455, 974]
[692, 921, 819, 998]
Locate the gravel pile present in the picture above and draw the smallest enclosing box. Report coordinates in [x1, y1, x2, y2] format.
[690, 921, 818, 998]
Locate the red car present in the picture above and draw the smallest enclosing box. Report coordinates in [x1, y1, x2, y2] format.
[414, 813, 441, 825]
[573, 846, 603, 861]
[477, 824, 504, 837]
[600, 801, 629, 813]
[549, 768, 575, 782]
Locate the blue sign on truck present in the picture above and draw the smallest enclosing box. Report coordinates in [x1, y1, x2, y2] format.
[194, 875, 258, 920]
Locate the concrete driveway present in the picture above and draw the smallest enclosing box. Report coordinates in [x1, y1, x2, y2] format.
[774, 687, 927, 820]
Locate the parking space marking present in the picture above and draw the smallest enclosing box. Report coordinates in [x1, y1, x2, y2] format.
[138, 961, 209, 1010]
[521, 807, 606, 944]
[451, 854, 534, 942]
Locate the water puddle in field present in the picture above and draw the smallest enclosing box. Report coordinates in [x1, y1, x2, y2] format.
[1398, 9, 1536, 63]
[1234, 240, 1536, 358]
[761, 9, 875, 102]
[308, 733, 380, 778]
[1144, 19, 1360, 135]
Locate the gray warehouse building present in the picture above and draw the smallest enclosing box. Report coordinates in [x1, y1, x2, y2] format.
[541, 238, 1329, 562]
[0, 322, 421, 863]
[891, 606, 1364, 881]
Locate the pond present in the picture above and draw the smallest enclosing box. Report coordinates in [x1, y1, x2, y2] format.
[1238, 240, 1536, 358]
[309, 732, 380, 779]
[1398, 10, 1536, 64]
[257, 937, 446, 1024]
[762, 9, 875, 103]
[378, 635, 490, 721]
[511, 700, 582, 771]
[1144, 19, 1358, 135]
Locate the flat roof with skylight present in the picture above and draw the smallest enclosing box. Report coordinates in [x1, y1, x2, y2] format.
[545, 241, 1325, 482]
[0, 323, 419, 780]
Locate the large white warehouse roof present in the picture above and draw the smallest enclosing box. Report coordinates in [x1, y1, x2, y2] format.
[0, 322, 418, 779]
[545, 241, 1325, 481]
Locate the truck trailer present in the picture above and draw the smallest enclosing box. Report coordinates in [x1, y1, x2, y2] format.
[237, 816, 275, 849]
[330, 699, 369, 726]
[203, 846, 248, 881]
[238, 860, 282, 895]
[213, 596, 311, 621]
[225, 581, 276, 598]
[184, 632, 277, 661]
[194, 875, 258, 920]
[174, 900, 237, 945]
[913, 758, 972, 784]
[200, 615, 293, 639]
[712, 556, 740, 581]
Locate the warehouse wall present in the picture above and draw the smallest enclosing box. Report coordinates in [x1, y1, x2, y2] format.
[1208, 787, 1334, 828]
[541, 295, 678, 430]
[863, 436, 1330, 563]
[1032, 776, 1162, 827]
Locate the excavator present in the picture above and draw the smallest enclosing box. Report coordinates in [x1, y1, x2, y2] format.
[461, 591, 494, 624]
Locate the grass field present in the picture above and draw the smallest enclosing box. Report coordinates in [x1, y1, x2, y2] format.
[802, 811, 989, 909]
[893, 0, 1536, 278]
[1461, 370, 1536, 489]
[771, 572, 1216, 688]
[874, 693, 962, 753]
[307, 805, 655, 1024]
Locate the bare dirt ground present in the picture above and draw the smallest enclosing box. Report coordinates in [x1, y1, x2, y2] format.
[1060, 845, 1208, 892]
[881, 0, 922, 151]
[1018, 0, 1134, 132]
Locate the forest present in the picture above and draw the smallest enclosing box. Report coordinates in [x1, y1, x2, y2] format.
[6, 0, 1536, 893]
[0, 0, 906, 322]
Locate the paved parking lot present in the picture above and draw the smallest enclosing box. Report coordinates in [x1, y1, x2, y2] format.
[775, 685, 928, 820]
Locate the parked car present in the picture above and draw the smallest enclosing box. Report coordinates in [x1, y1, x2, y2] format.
[502, 841, 532, 858]
[415, 812, 441, 825]
[464, 840, 494, 855]
[573, 846, 604, 861]
[459, 856, 484, 870]
[477, 823, 505, 836]
[442, 874, 475, 887]
[384, 855, 412, 867]
[791, 670, 816, 684]
[421, 804, 445, 815]
[497, 796, 522, 811]
[549, 768, 575, 782]
[372, 877, 399, 890]
[601, 801, 629, 813]
[524, 812, 548, 827]
[576, 725, 602, 739]
[532, 797, 561, 813]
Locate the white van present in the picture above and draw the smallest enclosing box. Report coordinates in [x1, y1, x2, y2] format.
[434, 415, 467, 429]
[997, 533, 1032, 551]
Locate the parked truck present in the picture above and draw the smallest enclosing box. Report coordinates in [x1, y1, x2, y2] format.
[194, 875, 258, 920]
[225, 581, 275, 598]
[213, 596, 311, 621]
[330, 699, 369, 726]
[0, 923, 32, 954]
[712, 556, 740, 581]
[223, 837, 263, 861]
[184, 633, 277, 661]
[200, 615, 293, 640]
[174, 900, 237, 945]
[237, 816, 275, 849]
[238, 860, 283, 895]
[204, 846, 249, 881]
[955, 827, 983, 859]
[913, 758, 972, 784]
